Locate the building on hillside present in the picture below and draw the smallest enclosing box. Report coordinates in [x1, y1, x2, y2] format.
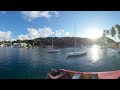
[13, 43, 27, 48]
[20, 43, 27, 48]
[13, 43, 20, 47]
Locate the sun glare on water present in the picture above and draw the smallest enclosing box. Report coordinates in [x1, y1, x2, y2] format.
[85, 28, 102, 40]
[91, 45, 99, 63]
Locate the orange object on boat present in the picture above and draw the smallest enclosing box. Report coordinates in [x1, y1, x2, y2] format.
[114, 42, 119, 48]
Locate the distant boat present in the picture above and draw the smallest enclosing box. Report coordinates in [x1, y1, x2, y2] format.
[48, 49, 60, 53]
[47, 68, 120, 79]
[66, 51, 87, 57]
[66, 24, 87, 57]
[48, 36, 60, 53]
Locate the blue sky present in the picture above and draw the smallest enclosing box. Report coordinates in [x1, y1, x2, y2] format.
[0, 11, 120, 41]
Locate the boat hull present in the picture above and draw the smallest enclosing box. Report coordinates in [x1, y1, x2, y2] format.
[60, 69, 120, 79]
[66, 51, 87, 57]
[48, 49, 60, 53]
[47, 68, 120, 79]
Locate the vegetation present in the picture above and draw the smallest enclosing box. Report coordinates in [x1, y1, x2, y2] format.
[115, 24, 120, 41]
[103, 24, 120, 42]
[0, 37, 115, 48]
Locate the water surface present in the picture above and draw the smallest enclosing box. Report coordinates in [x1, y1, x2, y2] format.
[0, 45, 120, 79]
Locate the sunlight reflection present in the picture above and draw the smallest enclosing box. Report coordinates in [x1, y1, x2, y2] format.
[91, 45, 99, 63]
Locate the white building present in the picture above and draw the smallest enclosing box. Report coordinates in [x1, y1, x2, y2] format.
[13, 43, 27, 48]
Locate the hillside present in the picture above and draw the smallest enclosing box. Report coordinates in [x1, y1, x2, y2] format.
[10, 37, 115, 48]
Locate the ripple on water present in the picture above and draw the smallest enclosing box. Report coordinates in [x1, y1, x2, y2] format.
[0, 47, 119, 78]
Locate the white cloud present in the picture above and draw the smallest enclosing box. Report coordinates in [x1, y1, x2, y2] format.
[27, 27, 54, 39]
[18, 27, 54, 40]
[17, 27, 70, 40]
[64, 32, 70, 37]
[21, 11, 58, 21]
[0, 11, 6, 14]
[55, 30, 70, 37]
[18, 34, 29, 40]
[0, 31, 11, 41]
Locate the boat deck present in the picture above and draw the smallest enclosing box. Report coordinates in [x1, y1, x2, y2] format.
[60, 69, 120, 79]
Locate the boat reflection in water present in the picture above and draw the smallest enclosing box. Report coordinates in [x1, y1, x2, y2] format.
[91, 45, 100, 63]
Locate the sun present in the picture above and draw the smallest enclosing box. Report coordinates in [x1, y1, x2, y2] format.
[85, 28, 102, 40]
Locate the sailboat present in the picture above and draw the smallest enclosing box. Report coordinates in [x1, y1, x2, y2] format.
[66, 24, 87, 57]
[48, 36, 60, 53]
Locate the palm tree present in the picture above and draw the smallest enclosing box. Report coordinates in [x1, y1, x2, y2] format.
[102, 30, 109, 46]
[103, 30, 106, 45]
[106, 30, 109, 36]
[101, 30, 106, 47]
[105, 30, 110, 44]
[103, 30, 106, 36]
[111, 26, 116, 42]
[115, 24, 120, 41]
[118, 34, 120, 40]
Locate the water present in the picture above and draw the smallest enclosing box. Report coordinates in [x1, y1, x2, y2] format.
[0, 45, 120, 79]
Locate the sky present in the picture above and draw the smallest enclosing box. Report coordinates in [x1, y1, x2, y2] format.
[0, 11, 120, 41]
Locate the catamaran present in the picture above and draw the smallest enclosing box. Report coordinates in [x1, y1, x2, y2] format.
[66, 24, 87, 57]
[48, 36, 60, 53]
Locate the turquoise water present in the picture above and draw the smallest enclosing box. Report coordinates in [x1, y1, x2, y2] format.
[0, 46, 120, 79]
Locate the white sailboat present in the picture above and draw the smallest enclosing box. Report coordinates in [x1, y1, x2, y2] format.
[66, 24, 87, 57]
[48, 36, 60, 53]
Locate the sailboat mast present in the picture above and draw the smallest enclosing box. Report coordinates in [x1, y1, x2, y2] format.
[74, 23, 76, 48]
[52, 36, 53, 48]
